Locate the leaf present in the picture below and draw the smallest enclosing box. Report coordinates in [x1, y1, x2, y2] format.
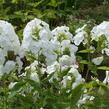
[11, 81, 26, 92]
[28, 0, 44, 7]
[80, 60, 90, 64]
[70, 84, 83, 108]
[27, 79, 41, 91]
[48, 0, 63, 7]
[44, 9, 56, 19]
[94, 98, 109, 107]
[97, 66, 109, 70]
[78, 49, 94, 53]
[96, 35, 106, 52]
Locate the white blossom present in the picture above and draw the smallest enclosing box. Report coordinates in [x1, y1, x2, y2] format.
[30, 72, 39, 83]
[25, 61, 39, 82]
[61, 40, 78, 55]
[92, 56, 103, 65]
[0, 60, 16, 75]
[46, 61, 60, 74]
[73, 31, 86, 46]
[52, 26, 73, 42]
[73, 24, 87, 46]
[59, 55, 75, 66]
[68, 67, 84, 89]
[78, 94, 95, 107]
[22, 18, 58, 65]
[0, 20, 20, 54]
[22, 18, 52, 57]
[75, 24, 87, 33]
[103, 71, 109, 84]
[9, 82, 17, 89]
[103, 48, 109, 56]
[61, 75, 72, 88]
[91, 21, 109, 41]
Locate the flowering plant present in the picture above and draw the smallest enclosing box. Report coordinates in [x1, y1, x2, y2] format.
[0, 18, 109, 109]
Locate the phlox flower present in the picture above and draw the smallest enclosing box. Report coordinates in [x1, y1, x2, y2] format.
[52, 26, 73, 42]
[73, 24, 87, 46]
[92, 56, 104, 65]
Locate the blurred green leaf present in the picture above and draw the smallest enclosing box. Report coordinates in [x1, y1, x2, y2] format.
[78, 49, 94, 53]
[70, 84, 83, 108]
[97, 66, 109, 70]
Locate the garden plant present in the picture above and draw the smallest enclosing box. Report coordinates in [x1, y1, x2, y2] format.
[0, 0, 109, 109]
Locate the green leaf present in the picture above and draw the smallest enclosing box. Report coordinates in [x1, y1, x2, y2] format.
[11, 81, 26, 92]
[48, 0, 63, 7]
[70, 84, 83, 108]
[97, 66, 109, 70]
[78, 49, 94, 53]
[98, 86, 105, 96]
[94, 98, 109, 107]
[96, 35, 106, 52]
[28, 0, 44, 7]
[80, 60, 90, 64]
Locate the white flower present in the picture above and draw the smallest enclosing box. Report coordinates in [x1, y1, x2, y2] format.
[92, 56, 104, 65]
[73, 24, 87, 46]
[61, 75, 72, 88]
[0, 60, 16, 75]
[0, 20, 22, 75]
[22, 18, 59, 65]
[22, 18, 52, 57]
[78, 94, 90, 106]
[23, 18, 51, 41]
[90, 46, 95, 53]
[29, 61, 38, 70]
[25, 61, 39, 82]
[73, 31, 86, 46]
[69, 44, 78, 54]
[46, 61, 60, 74]
[61, 40, 78, 55]
[72, 75, 83, 89]
[52, 26, 73, 42]
[59, 55, 74, 67]
[39, 40, 58, 65]
[103, 48, 109, 56]
[90, 96, 95, 101]
[103, 71, 109, 84]
[61, 40, 70, 51]
[68, 67, 79, 76]
[91, 21, 109, 41]
[0, 20, 20, 54]
[9, 82, 17, 89]
[30, 72, 39, 83]
[75, 24, 87, 33]
[68, 67, 84, 89]
[78, 94, 95, 107]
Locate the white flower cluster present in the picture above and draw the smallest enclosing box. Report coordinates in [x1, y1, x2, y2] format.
[61, 67, 84, 89]
[91, 21, 109, 56]
[1, 18, 109, 93]
[0, 20, 22, 76]
[21, 18, 57, 65]
[21, 18, 84, 89]
[78, 89, 95, 107]
[2, 18, 109, 108]
[0, 18, 84, 91]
